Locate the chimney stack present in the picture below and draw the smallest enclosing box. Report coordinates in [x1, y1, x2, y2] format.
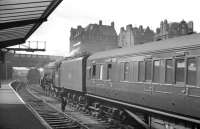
[77, 25, 82, 29]
[111, 21, 114, 28]
[99, 20, 102, 25]
[126, 24, 132, 30]
[188, 21, 193, 33]
[120, 27, 125, 32]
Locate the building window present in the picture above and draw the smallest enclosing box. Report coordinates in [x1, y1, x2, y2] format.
[107, 64, 112, 80]
[145, 60, 152, 81]
[99, 64, 103, 80]
[165, 59, 173, 84]
[92, 64, 96, 79]
[124, 62, 129, 81]
[187, 57, 197, 85]
[138, 61, 145, 82]
[153, 60, 160, 83]
[175, 58, 185, 83]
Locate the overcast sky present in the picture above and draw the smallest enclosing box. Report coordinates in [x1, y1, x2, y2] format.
[27, 0, 200, 56]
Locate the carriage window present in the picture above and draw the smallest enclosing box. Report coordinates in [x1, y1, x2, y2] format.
[175, 58, 185, 83]
[107, 64, 112, 80]
[138, 61, 145, 81]
[187, 58, 197, 85]
[92, 65, 96, 79]
[99, 64, 103, 80]
[165, 59, 173, 84]
[124, 62, 129, 81]
[153, 60, 160, 83]
[120, 63, 124, 81]
[145, 60, 152, 81]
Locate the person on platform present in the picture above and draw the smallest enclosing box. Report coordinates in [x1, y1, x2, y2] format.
[60, 88, 67, 112]
[40, 74, 47, 90]
[61, 95, 67, 112]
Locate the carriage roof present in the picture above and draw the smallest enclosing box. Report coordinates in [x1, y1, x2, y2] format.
[88, 33, 200, 60]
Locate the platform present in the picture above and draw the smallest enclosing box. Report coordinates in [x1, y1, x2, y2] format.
[0, 81, 47, 129]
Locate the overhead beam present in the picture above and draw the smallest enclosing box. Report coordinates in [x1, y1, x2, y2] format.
[24, 22, 42, 40]
[6, 48, 45, 52]
[0, 12, 43, 19]
[25, 0, 63, 39]
[0, 38, 25, 48]
[0, 9, 44, 15]
[0, 18, 47, 30]
[0, 0, 63, 48]
[42, 0, 63, 19]
[0, 0, 52, 6]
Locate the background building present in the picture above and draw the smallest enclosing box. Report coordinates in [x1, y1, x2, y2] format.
[69, 20, 118, 55]
[118, 24, 154, 48]
[154, 19, 194, 41]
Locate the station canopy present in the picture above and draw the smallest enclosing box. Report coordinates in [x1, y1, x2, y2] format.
[0, 0, 63, 48]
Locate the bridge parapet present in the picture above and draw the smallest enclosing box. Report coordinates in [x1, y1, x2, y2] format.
[6, 53, 63, 67]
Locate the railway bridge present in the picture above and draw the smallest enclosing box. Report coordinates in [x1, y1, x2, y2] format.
[0, 53, 63, 80]
[5, 53, 63, 68]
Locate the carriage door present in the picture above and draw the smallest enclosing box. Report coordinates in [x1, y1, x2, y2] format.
[186, 57, 200, 97]
[173, 57, 186, 96]
[144, 60, 153, 94]
[88, 64, 97, 94]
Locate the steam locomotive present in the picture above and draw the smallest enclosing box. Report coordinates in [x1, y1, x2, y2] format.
[42, 34, 200, 129]
[27, 68, 41, 84]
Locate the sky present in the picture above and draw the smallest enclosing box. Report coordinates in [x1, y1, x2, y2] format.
[27, 0, 200, 56]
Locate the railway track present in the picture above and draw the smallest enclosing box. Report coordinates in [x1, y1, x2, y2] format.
[14, 83, 90, 129]
[26, 84, 136, 129]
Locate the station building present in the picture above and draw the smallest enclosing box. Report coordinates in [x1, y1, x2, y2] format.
[69, 20, 118, 55]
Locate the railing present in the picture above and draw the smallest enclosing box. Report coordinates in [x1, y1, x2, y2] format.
[6, 41, 46, 52]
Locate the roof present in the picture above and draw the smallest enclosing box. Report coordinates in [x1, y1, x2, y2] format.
[0, 0, 63, 48]
[89, 33, 200, 60]
[85, 24, 117, 36]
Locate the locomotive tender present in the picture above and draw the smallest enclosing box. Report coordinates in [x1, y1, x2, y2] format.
[44, 34, 200, 129]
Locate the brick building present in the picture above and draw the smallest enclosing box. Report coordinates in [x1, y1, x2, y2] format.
[69, 20, 118, 55]
[118, 24, 154, 48]
[154, 19, 193, 41]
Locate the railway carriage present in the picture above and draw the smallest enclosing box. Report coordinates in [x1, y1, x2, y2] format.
[42, 34, 200, 128]
[86, 34, 200, 128]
